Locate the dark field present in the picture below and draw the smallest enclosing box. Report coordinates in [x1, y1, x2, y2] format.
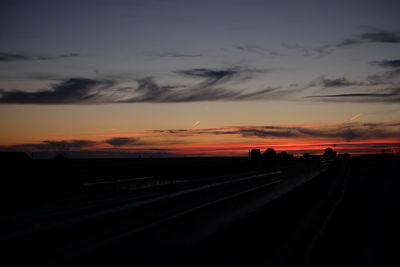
[1, 155, 399, 267]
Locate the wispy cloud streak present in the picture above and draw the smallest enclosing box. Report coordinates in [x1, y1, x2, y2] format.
[0, 52, 80, 62]
[1, 122, 398, 155]
[149, 122, 400, 141]
[338, 30, 400, 47]
[308, 88, 400, 103]
[0, 78, 114, 104]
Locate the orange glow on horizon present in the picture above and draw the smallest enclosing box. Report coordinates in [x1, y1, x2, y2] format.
[2, 122, 399, 156]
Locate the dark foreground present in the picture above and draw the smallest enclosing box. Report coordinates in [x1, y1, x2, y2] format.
[1, 155, 399, 267]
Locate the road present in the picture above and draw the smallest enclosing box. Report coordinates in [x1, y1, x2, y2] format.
[2, 156, 398, 267]
[190, 156, 399, 267]
[2, 162, 321, 267]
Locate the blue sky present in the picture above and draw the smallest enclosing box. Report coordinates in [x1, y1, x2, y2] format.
[1, 0, 399, 84]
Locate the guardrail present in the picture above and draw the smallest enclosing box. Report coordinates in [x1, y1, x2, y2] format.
[82, 176, 170, 191]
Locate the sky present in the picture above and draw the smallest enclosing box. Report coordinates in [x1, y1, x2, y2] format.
[0, 0, 399, 157]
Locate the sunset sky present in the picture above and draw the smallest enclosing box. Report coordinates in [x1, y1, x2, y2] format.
[0, 0, 399, 157]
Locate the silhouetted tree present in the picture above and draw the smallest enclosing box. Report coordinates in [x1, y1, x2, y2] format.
[250, 149, 261, 158]
[277, 151, 293, 161]
[277, 151, 288, 160]
[323, 147, 337, 159]
[263, 148, 276, 160]
[302, 153, 310, 159]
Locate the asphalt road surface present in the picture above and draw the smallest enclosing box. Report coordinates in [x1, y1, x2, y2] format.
[2, 156, 398, 267]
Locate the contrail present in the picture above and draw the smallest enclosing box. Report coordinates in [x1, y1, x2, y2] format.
[191, 121, 201, 128]
[346, 113, 363, 122]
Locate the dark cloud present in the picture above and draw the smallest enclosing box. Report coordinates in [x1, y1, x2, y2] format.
[239, 127, 344, 139]
[100, 67, 263, 103]
[338, 30, 400, 47]
[367, 59, 400, 84]
[0, 52, 80, 62]
[372, 59, 400, 69]
[42, 140, 98, 149]
[235, 88, 278, 99]
[240, 128, 298, 138]
[306, 67, 400, 102]
[151, 127, 241, 136]
[1, 69, 397, 105]
[0, 78, 114, 104]
[124, 77, 171, 102]
[360, 122, 400, 127]
[104, 136, 187, 147]
[158, 52, 202, 58]
[121, 76, 276, 102]
[280, 42, 333, 58]
[0, 68, 277, 104]
[6, 61, 399, 105]
[0, 140, 98, 151]
[149, 123, 400, 142]
[0, 53, 30, 62]
[311, 93, 394, 97]
[105, 137, 143, 147]
[280, 29, 400, 58]
[321, 77, 359, 87]
[37, 53, 80, 60]
[234, 44, 285, 57]
[366, 69, 400, 84]
[337, 39, 361, 47]
[121, 68, 276, 103]
[176, 67, 253, 87]
[361, 31, 400, 43]
[302, 76, 364, 93]
[307, 87, 400, 103]
[235, 45, 262, 54]
[0, 136, 191, 153]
